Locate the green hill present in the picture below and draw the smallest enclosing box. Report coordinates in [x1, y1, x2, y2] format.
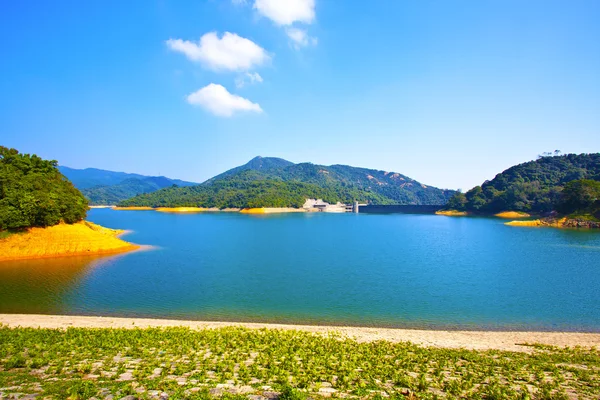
[204, 156, 294, 183]
[446, 153, 600, 216]
[0, 147, 88, 230]
[119, 156, 455, 208]
[59, 166, 198, 205]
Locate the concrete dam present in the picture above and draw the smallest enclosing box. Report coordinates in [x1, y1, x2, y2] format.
[357, 205, 442, 214]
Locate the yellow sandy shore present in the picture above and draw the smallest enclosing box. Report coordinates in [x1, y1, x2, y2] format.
[435, 210, 468, 216]
[505, 218, 567, 228]
[495, 211, 531, 219]
[112, 206, 154, 210]
[241, 207, 307, 214]
[155, 207, 207, 213]
[0, 222, 139, 261]
[1, 314, 598, 352]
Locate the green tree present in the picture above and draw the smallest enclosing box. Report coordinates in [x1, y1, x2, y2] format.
[557, 179, 600, 214]
[443, 153, 600, 213]
[446, 192, 467, 211]
[0, 146, 88, 230]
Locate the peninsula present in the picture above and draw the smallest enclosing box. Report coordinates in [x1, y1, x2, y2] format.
[0, 147, 140, 261]
[439, 153, 600, 228]
[0, 221, 138, 261]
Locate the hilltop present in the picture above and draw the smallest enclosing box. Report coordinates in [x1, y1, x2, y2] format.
[119, 156, 455, 208]
[445, 153, 600, 220]
[59, 166, 197, 205]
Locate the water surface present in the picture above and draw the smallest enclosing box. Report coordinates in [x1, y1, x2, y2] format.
[1, 209, 599, 331]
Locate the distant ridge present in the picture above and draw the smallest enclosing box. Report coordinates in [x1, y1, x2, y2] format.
[58, 166, 196, 189]
[119, 156, 455, 208]
[59, 166, 197, 205]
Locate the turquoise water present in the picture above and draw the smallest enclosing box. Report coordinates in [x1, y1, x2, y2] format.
[1, 208, 600, 331]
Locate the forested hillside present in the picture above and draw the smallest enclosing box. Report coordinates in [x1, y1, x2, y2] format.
[446, 153, 600, 217]
[58, 166, 196, 189]
[60, 166, 197, 205]
[0, 147, 88, 230]
[119, 156, 455, 208]
[204, 156, 294, 183]
[119, 170, 391, 208]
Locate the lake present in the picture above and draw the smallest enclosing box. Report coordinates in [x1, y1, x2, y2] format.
[1, 208, 600, 331]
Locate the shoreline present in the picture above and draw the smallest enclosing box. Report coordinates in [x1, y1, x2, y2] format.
[505, 217, 600, 229]
[0, 221, 140, 262]
[1, 314, 599, 352]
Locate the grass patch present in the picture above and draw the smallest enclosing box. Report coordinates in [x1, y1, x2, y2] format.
[0, 228, 28, 240]
[568, 212, 600, 222]
[0, 230, 15, 240]
[0, 326, 598, 399]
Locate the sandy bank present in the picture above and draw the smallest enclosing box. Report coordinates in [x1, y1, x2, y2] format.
[88, 205, 113, 209]
[241, 207, 307, 214]
[0, 222, 139, 261]
[155, 207, 207, 213]
[1, 314, 598, 352]
[112, 206, 154, 211]
[505, 217, 568, 228]
[506, 219, 545, 227]
[495, 211, 531, 219]
[435, 210, 468, 216]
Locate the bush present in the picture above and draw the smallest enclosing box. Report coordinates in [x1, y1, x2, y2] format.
[0, 146, 87, 230]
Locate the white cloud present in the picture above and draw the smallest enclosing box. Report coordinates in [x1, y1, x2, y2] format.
[253, 0, 315, 26]
[187, 83, 263, 117]
[166, 32, 269, 72]
[235, 72, 264, 88]
[286, 27, 317, 49]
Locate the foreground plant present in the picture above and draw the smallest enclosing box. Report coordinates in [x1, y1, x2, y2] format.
[0, 326, 598, 399]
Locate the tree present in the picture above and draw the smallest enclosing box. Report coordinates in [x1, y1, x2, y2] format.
[0, 146, 88, 230]
[446, 192, 467, 211]
[442, 153, 600, 213]
[557, 179, 600, 215]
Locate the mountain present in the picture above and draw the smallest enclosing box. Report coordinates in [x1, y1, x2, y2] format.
[59, 166, 198, 205]
[119, 156, 455, 208]
[445, 153, 600, 214]
[58, 166, 196, 189]
[205, 156, 294, 183]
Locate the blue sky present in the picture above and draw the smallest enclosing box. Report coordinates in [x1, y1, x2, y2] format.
[1, 0, 599, 190]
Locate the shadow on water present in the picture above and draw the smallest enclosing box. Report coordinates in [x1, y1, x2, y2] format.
[0, 253, 127, 314]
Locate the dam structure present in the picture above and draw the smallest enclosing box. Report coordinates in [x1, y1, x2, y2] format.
[357, 204, 442, 214]
[303, 199, 442, 214]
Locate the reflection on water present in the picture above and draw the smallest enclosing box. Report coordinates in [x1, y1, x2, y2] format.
[0, 254, 122, 314]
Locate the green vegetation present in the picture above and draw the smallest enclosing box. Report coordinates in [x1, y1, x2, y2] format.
[58, 166, 197, 190]
[1, 326, 599, 399]
[59, 166, 198, 205]
[120, 156, 455, 208]
[0, 147, 88, 231]
[120, 171, 391, 208]
[0, 231, 14, 240]
[445, 153, 600, 215]
[556, 179, 600, 220]
[82, 177, 198, 206]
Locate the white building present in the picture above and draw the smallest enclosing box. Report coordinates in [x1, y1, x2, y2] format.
[303, 199, 349, 213]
